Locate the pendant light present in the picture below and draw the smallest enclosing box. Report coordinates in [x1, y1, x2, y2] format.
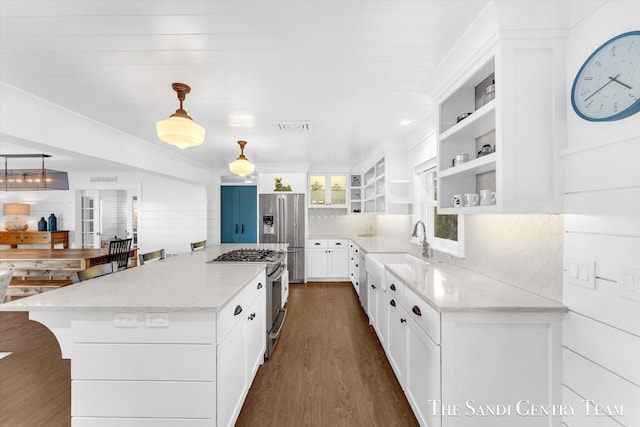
[156, 82, 205, 149]
[229, 141, 255, 177]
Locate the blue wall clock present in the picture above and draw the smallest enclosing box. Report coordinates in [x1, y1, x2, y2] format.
[571, 30, 640, 121]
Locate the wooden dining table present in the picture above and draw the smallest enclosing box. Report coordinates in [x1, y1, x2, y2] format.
[0, 248, 138, 301]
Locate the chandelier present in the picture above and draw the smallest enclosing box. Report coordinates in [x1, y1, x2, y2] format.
[0, 154, 69, 191]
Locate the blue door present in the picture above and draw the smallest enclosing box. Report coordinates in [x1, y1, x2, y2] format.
[221, 186, 257, 243]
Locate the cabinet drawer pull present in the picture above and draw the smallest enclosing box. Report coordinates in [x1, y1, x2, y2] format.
[390, 299, 396, 307]
[412, 305, 422, 316]
[248, 313, 256, 320]
[234, 305, 243, 316]
[400, 318, 407, 324]
[257, 282, 263, 289]
[371, 284, 376, 290]
[335, 242, 342, 246]
[390, 283, 396, 291]
[314, 242, 321, 245]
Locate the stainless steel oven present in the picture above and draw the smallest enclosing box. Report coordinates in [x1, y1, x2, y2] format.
[209, 248, 287, 359]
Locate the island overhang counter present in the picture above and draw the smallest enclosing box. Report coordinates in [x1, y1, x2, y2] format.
[0, 247, 270, 427]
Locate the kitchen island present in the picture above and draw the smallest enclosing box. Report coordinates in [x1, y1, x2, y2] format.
[0, 246, 276, 427]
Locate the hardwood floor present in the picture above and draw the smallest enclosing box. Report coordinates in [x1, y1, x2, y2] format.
[0, 311, 71, 427]
[0, 282, 417, 427]
[236, 282, 418, 427]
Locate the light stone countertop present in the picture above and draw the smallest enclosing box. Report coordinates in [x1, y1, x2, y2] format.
[386, 262, 567, 313]
[0, 244, 288, 312]
[310, 235, 565, 312]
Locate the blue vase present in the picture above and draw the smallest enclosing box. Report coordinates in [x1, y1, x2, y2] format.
[38, 217, 47, 231]
[48, 213, 57, 231]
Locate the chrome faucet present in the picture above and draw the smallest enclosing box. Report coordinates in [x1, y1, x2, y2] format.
[412, 220, 430, 258]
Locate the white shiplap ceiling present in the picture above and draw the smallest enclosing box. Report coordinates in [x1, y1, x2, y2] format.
[0, 0, 488, 172]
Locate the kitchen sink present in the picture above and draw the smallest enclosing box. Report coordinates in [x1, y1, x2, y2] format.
[365, 253, 429, 289]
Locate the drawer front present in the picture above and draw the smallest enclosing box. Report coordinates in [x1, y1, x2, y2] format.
[404, 286, 441, 344]
[218, 283, 254, 344]
[217, 272, 265, 344]
[327, 239, 348, 248]
[308, 239, 327, 248]
[20, 232, 50, 244]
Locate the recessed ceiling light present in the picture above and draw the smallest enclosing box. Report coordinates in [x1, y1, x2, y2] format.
[400, 119, 411, 126]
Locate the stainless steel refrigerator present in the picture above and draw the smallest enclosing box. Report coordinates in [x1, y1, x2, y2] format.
[259, 193, 305, 283]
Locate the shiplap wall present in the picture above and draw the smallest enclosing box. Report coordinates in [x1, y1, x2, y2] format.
[137, 174, 207, 256]
[1, 170, 207, 255]
[562, 2, 640, 426]
[99, 190, 128, 240]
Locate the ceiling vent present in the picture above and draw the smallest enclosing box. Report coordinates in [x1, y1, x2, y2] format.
[90, 176, 118, 183]
[275, 120, 312, 132]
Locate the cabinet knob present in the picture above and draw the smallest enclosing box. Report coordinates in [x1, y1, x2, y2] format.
[400, 318, 407, 324]
[390, 283, 396, 291]
[412, 305, 422, 316]
[234, 305, 243, 316]
[355, 264, 358, 267]
[390, 299, 396, 307]
[371, 284, 376, 290]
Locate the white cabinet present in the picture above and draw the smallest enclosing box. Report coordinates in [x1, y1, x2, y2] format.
[361, 151, 411, 214]
[348, 241, 361, 294]
[217, 274, 266, 427]
[406, 317, 441, 427]
[380, 270, 563, 427]
[435, 36, 565, 214]
[309, 174, 347, 207]
[307, 239, 349, 280]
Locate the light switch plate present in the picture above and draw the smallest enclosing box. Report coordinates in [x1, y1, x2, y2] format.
[566, 257, 596, 289]
[618, 266, 640, 303]
[146, 312, 170, 327]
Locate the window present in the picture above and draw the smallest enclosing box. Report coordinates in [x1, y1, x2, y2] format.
[413, 160, 464, 257]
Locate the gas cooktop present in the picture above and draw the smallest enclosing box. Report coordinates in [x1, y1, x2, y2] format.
[209, 248, 284, 263]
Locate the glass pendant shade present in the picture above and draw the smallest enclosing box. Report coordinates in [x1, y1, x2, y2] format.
[156, 83, 205, 149]
[156, 116, 205, 149]
[229, 141, 255, 177]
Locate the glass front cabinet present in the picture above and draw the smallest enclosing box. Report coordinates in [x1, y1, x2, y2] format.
[309, 174, 347, 208]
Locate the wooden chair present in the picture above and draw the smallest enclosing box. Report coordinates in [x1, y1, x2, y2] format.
[71, 261, 118, 284]
[138, 249, 166, 265]
[190, 240, 206, 251]
[0, 269, 14, 303]
[108, 238, 132, 269]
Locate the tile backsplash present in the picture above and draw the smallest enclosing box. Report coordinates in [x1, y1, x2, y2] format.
[308, 209, 564, 302]
[461, 214, 564, 302]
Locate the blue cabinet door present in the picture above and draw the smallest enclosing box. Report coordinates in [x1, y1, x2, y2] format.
[237, 186, 257, 243]
[220, 186, 257, 243]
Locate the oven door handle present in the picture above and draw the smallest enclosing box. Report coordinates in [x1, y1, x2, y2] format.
[268, 308, 287, 340]
[269, 264, 286, 281]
